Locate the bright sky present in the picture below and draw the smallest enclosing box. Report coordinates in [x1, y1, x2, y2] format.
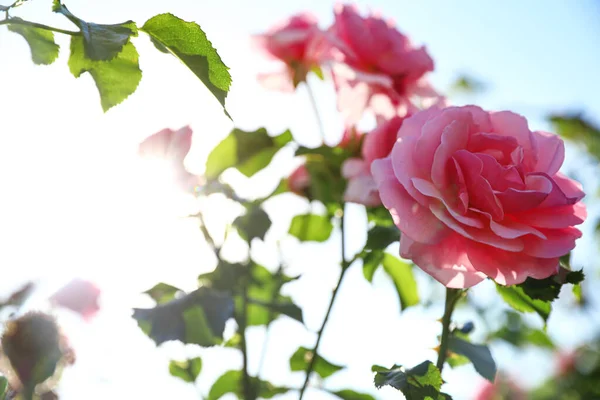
[1, 1, 600, 399]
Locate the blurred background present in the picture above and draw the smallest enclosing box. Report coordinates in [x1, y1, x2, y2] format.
[1, 0, 600, 398]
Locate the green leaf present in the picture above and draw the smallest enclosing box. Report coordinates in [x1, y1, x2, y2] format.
[169, 357, 202, 383]
[8, 19, 59, 65]
[373, 361, 451, 400]
[53, 1, 137, 61]
[233, 204, 271, 242]
[141, 13, 231, 117]
[365, 226, 399, 251]
[290, 347, 344, 379]
[68, 37, 142, 111]
[289, 214, 333, 242]
[550, 114, 600, 161]
[297, 145, 349, 207]
[362, 251, 384, 282]
[488, 311, 554, 349]
[367, 207, 395, 227]
[208, 370, 289, 400]
[132, 287, 233, 346]
[247, 299, 303, 324]
[143, 282, 182, 304]
[496, 284, 552, 322]
[381, 254, 419, 310]
[446, 353, 470, 368]
[450, 75, 486, 94]
[0, 375, 8, 400]
[332, 389, 375, 400]
[448, 336, 497, 382]
[205, 128, 292, 179]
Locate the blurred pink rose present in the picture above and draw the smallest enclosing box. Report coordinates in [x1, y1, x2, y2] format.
[138, 126, 199, 192]
[50, 279, 100, 321]
[331, 4, 438, 123]
[337, 126, 363, 152]
[288, 164, 311, 196]
[475, 376, 526, 400]
[342, 117, 403, 206]
[254, 13, 333, 91]
[371, 106, 586, 288]
[556, 350, 577, 376]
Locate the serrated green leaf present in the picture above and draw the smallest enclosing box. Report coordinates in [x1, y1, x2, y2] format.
[141, 13, 231, 117]
[205, 128, 292, 179]
[53, 1, 137, 61]
[169, 357, 202, 383]
[290, 347, 344, 379]
[144, 282, 181, 304]
[373, 361, 450, 400]
[68, 38, 141, 111]
[365, 226, 399, 251]
[448, 336, 496, 382]
[332, 389, 375, 400]
[8, 19, 59, 65]
[289, 214, 333, 242]
[381, 254, 419, 310]
[233, 204, 271, 242]
[496, 284, 552, 322]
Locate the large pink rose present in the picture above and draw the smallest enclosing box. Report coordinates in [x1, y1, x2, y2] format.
[342, 117, 404, 206]
[138, 126, 199, 192]
[331, 4, 439, 123]
[371, 106, 586, 288]
[253, 13, 332, 91]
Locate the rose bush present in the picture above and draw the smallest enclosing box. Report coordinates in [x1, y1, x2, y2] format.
[372, 105, 586, 287]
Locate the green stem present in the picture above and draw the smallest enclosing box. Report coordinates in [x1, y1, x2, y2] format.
[436, 288, 462, 372]
[0, 17, 80, 35]
[304, 80, 326, 144]
[256, 264, 284, 379]
[239, 286, 255, 400]
[298, 204, 349, 400]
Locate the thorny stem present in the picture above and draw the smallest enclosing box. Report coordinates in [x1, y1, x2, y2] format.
[298, 205, 350, 400]
[0, 17, 80, 36]
[436, 288, 462, 372]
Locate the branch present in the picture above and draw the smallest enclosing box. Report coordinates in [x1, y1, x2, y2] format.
[0, 17, 80, 35]
[298, 204, 349, 400]
[436, 288, 462, 372]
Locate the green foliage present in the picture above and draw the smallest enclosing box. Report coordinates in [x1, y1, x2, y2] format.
[517, 267, 584, 302]
[550, 114, 600, 161]
[331, 390, 375, 400]
[289, 213, 334, 242]
[7, 20, 59, 65]
[53, 1, 137, 61]
[141, 13, 231, 117]
[297, 145, 348, 208]
[450, 75, 486, 94]
[496, 284, 552, 322]
[233, 204, 271, 242]
[0, 375, 8, 400]
[365, 226, 399, 251]
[372, 361, 451, 399]
[448, 336, 496, 382]
[208, 370, 289, 400]
[290, 347, 344, 379]
[169, 357, 202, 383]
[367, 207, 395, 227]
[132, 287, 233, 346]
[205, 128, 293, 179]
[143, 282, 182, 304]
[488, 311, 554, 349]
[362, 251, 384, 282]
[68, 38, 142, 111]
[381, 254, 419, 310]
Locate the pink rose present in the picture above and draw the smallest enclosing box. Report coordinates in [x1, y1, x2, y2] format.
[331, 4, 438, 123]
[138, 126, 199, 192]
[342, 117, 403, 206]
[288, 164, 311, 196]
[50, 279, 101, 321]
[372, 106, 586, 288]
[253, 13, 332, 91]
[474, 376, 526, 400]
